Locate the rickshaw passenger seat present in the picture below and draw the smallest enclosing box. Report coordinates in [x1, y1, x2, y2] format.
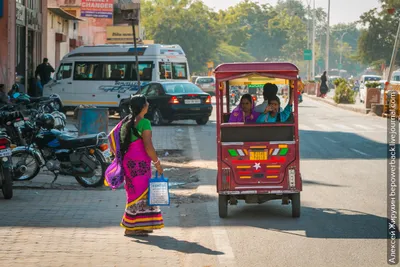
[223, 114, 230, 123]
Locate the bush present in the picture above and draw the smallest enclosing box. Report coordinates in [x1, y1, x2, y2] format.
[333, 79, 356, 104]
[365, 81, 380, 88]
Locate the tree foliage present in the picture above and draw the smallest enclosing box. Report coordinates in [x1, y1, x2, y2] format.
[140, 0, 365, 75]
[357, 8, 400, 67]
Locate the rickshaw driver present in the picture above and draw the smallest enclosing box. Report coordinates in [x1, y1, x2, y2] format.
[254, 83, 283, 113]
[256, 90, 293, 123]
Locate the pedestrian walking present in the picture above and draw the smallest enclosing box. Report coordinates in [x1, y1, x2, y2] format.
[106, 94, 164, 237]
[319, 71, 328, 97]
[34, 58, 55, 96]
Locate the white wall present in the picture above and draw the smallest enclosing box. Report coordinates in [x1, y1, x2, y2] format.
[47, 12, 56, 67]
[46, 11, 72, 69]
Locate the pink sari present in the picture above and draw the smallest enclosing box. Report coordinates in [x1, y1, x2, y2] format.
[120, 138, 164, 231]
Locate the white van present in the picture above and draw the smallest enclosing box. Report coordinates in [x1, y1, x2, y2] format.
[43, 44, 190, 112]
[359, 75, 382, 103]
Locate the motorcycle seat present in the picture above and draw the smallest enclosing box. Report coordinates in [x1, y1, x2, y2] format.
[30, 97, 50, 103]
[58, 134, 99, 149]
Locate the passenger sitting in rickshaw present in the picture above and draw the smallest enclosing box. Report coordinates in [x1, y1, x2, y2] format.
[256, 94, 292, 123]
[255, 83, 283, 113]
[228, 94, 259, 123]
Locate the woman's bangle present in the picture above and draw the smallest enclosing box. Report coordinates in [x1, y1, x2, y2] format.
[152, 159, 160, 165]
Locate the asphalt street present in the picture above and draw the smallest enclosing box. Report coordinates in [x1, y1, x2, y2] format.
[0, 96, 394, 267]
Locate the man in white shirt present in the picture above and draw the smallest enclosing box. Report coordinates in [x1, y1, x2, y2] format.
[255, 83, 280, 113]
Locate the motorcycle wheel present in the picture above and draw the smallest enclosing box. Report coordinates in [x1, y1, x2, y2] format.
[11, 150, 41, 181]
[1, 167, 13, 199]
[74, 150, 106, 188]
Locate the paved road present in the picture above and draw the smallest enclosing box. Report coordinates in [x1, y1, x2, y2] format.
[0, 97, 393, 267]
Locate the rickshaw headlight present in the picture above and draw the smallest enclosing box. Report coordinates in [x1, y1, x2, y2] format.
[289, 168, 296, 188]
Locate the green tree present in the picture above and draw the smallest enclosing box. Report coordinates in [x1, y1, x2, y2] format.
[357, 8, 400, 67]
[141, 0, 219, 73]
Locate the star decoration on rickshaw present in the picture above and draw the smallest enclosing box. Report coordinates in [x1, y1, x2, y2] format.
[253, 163, 261, 170]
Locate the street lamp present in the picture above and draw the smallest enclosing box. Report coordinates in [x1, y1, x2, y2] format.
[339, 32, 348, 69]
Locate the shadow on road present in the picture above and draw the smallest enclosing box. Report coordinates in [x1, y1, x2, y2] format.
[300, 130, 397, 160]
[217, 204, 397, 239]
[131, 235, 224, 255]
[303, 180, 346, 187]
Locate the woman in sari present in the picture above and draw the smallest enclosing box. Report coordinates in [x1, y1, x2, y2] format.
[228, 94, 259, 123]
[119, 94, 164, 236]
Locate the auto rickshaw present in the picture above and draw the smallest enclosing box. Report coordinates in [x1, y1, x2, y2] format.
[215, 62, 302, 218]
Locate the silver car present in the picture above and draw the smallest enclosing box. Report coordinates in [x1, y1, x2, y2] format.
[195, 76, 215, 95]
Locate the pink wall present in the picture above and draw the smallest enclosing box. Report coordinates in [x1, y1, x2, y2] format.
[0, 0, 8, 86]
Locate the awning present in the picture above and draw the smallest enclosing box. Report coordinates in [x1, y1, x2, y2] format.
[228, 74, 288, 86]
[48, 7, 83, 21]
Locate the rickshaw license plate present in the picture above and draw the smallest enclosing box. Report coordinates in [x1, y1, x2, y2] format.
[250, 151, 267, 160]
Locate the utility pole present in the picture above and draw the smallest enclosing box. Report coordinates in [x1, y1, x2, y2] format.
[387, 17, 400, 83]
[339, 32, 347, 68]
[325, 0, 330, 75]
[307, 1, 311, 81]
[311, 0, 316, 79]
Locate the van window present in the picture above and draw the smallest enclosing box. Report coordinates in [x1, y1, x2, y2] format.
[103, 63, 128, 80]
[159, 62, 188, 80]
[56, 63, 73, 80]
[131, 62, 153, 81]
[73, 61, 153, 81]
[74, 62, 101, 80]
[172, 63, 188, 79]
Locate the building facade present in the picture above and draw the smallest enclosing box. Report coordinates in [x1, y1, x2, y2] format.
[0, 0, 47, 92]
[46, 6, 82, 68]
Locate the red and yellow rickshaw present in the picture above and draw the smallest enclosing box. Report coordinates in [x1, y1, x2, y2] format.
[215, 62, 302, 218]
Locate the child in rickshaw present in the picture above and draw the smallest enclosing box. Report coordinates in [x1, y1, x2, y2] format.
[256, 95, 292, 123]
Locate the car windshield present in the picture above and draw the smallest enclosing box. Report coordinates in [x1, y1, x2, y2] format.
[164, 83, 204, 94]
[197, 78, 214, 84]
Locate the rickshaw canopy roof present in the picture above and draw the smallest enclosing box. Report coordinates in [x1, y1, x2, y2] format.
[214, 62, 299, 81]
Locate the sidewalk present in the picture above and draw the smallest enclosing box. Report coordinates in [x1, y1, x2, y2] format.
[304, 92, 369, 114]
[13, 119, 191, 189]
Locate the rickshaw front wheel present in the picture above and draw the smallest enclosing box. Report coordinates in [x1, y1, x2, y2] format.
[218, 195, 228, 218]
[291, 193, 301, 218]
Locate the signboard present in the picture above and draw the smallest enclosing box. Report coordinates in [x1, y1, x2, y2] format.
[248, 84, 264, 89]
[81, 0, 113, 18]
[304, 49, 312, 61]
[113, 0, 140, 26]
[106, 26, 139, 44]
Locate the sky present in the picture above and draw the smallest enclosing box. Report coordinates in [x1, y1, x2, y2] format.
[201, 0, 382, 25]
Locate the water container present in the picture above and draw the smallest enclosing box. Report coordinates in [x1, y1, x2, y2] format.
[77, 108, 108, 136]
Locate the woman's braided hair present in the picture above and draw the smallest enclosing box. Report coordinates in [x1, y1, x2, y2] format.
[120, 94, 147, 157]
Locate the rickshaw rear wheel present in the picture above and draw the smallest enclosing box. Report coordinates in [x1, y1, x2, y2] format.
[218, 195, 228, 218]
[291, 193, 301, 218]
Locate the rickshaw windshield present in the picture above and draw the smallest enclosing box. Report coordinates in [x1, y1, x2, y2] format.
[218, 74, 296, 125]
[214, 63, 299, 143]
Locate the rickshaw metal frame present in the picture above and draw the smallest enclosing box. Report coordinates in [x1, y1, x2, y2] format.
[214, 62, 301, 218]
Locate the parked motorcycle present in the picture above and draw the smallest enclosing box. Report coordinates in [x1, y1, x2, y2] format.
[0, 132, 13, 199]
[12, 114, 111, 187]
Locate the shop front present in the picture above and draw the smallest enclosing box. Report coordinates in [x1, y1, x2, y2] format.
[15, 0, 43, 95]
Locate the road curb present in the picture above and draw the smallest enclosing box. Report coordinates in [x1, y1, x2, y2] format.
[304, 94, 370, 114]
